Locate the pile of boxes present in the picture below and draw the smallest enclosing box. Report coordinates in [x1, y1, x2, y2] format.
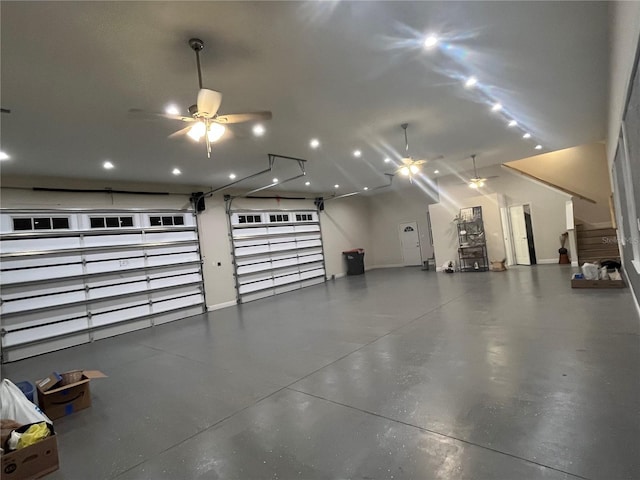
[1, 369, 105, 479]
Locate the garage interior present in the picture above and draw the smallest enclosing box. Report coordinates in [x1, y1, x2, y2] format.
[1, 2, 640, 479]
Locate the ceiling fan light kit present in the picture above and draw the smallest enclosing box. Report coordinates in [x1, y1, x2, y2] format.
[393, 123, 435, 183]
[131, 38, 272, 158]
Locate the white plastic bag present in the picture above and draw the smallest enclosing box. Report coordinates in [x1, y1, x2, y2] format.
[581, 262, 599, 280]
[0, 379, 52, 425]
[599, 266, 609, 280]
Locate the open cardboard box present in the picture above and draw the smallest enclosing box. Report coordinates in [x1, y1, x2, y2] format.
[1, 424, 59, 480]
[36, 370, 107, 420]
[571, 273, 625, 289]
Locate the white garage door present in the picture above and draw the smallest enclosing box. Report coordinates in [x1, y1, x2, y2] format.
[230, 210, 326, 303]
[0, 210, 205, 362]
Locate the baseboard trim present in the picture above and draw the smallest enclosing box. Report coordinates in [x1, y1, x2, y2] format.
[368, 264, 406, 269]
[622, 269, 640, 322]
[536, 259, 559, 265]
[571, 261, 579, 267]
[207, 300, 237, 311]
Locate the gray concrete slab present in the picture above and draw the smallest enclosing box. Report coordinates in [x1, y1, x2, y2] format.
[1, 266, 638, 479]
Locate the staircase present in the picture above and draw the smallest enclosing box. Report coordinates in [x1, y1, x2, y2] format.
[576, 226, 620, 265]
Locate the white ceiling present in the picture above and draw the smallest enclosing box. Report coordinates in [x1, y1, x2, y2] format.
[1, 1, 609, 195]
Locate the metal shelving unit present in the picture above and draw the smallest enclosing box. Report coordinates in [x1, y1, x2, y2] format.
[457, 206, 489, 272]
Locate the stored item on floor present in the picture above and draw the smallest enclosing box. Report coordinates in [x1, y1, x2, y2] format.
[36, 373, 62, 393]
[1, 422, 58, 480]
[342, 249, 365, 275]
[36, 369, 107, 420]
[0, 380, 52, 426]
[16, 422, 50, 449]
[490, 259, 507, 271]
[581, 262, 599, 280]
[1, 420, 22, 448]
[601, 259, 622, 271]
[609, 269, 622, 281]
[14, 382, 35, 404]
[571, 272, 625, 289]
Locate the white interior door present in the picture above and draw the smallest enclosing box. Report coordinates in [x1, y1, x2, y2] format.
[509, 205, 531, 265]
[399, 222, 422, 266]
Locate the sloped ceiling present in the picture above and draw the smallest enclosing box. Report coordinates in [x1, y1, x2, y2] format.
[0, 1, 609, 195]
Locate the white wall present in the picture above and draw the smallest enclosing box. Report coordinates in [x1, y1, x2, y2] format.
[431, 165, 572, 266]
[607, 2, 640, 315]
[429, 192, 504, 269]
[320, 195, 372, 275]
[0, 177, 372, 310]
[368, 188, 437, 267]
[505, 143, 612, 227]
[607, 1, 640, 165]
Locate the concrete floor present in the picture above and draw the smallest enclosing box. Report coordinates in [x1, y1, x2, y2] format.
[3, 266, 639, 479]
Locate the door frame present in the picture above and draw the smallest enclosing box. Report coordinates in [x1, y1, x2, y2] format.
[398, 221, 423, 266]
[507, 202, 538, 266]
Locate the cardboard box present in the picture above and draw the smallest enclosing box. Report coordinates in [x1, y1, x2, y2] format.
[35, 373, 62, 393]
[1, 427, 59, 480]
[571, 276, 625, 289]
[36, 370, 106, 420]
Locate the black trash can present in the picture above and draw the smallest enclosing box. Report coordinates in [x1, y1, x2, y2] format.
[343, 249, 365, 275]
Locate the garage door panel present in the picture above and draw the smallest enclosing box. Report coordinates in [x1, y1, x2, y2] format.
[1, 237, 81, 253]
[2, 290, 87, 315]
[4, 318, 90, 347]
[1, 253, 82, 269]
[0, 210, 205, 362]
[145, 231, 197, 243]
[89, 281, 149, 300]
[152, 293, 204, 314]
[86, 257, 146, 274]
[230, 209, 324, 303]
[149, 273, 201, 289]
[1, 278, 81, 300]
[3, 264, 84, 284]
[84, 234, 143, 247]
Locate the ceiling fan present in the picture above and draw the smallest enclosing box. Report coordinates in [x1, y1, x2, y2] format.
[466, 154, 498, 188]
[130, 38, 272, 158]
[394, 123, 442, 182]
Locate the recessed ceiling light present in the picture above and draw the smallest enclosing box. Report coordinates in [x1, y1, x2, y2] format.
[165, 105, 180, 115]
[253, 124, 265, 136]
[310, 138, 320, 149]
[172, 168, 181, 175]
[465, 76, 478, 88]
[305, 181, 311, 186]
[103, 161, 114, 170]
[0, 151, 9, 161]
[229, 173, 236, 179]
[434, 169, 440, 174]
[363, 187, 369, 191]
[384, 157, 391, 163]
[535, 145, 542, 150]
[334, 184, 339, 189]
[523, 133, 531, 139]
[508, 120, 518, 127]
[272, 178, 278, 183]
[423, 35, 439, 49]
[353, 150, 362, 158]
[491, 103, 502, 112]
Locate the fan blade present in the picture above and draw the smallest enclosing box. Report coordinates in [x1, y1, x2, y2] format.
[168, 125, 193, 139]
[128, 108, 193, 122]
[196, 89, 222, 118]
[413, 160, 427, 166]
[401, 157, 413, 165]
[214, 111, 272, 124]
